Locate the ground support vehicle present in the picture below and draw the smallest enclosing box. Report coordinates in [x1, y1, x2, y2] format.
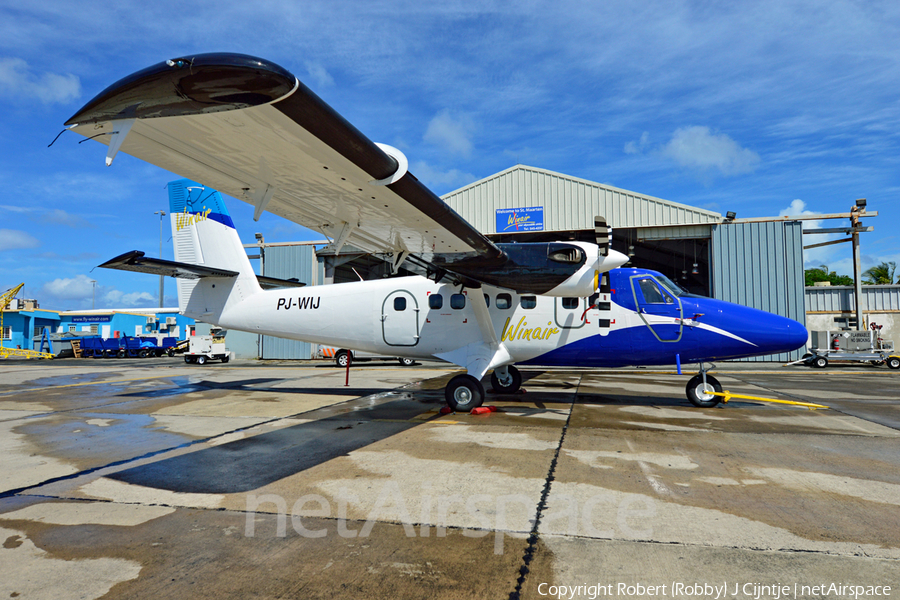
[183, 334, 231, 365]
[793, 328, 900, 369]
[78, 336, 177, 358]
[318, 345, 416, 368]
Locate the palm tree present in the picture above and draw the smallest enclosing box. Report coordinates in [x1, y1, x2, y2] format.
[862, 261, 897, 285]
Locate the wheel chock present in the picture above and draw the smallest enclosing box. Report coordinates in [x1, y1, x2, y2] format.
[470, 407, 492, 415]
[440, 406, 454, 415]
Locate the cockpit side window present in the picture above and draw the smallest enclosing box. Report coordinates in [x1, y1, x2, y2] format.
[638, 278, 671, 304]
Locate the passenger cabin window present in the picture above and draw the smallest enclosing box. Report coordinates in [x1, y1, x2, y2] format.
[450, 294, 466, 309]
[521, 296, 537, 309]
[496, 294, 512, 309]
[428, 294, 443, 309]
[639, 279, 671, 304]
[561, 297, 579, 310]
[394, 297, 407, 311]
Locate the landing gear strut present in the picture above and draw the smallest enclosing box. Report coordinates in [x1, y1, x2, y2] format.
[445, 374, 485, 411]
[490, 365, 522, 394]
[685, 363, 722, 408]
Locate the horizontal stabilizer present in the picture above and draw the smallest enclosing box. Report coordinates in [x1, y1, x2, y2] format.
[98, 251, 239, 279]
[257, 275, 306, 289]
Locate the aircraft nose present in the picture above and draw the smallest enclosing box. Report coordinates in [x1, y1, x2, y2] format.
[752, 314, 809, 355]
[785, 318, 810, 350]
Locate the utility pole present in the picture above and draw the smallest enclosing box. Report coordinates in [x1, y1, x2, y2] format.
[850, 200, 865, 330]
[255, 233, 265, 358]
[154, 211, 166, 308]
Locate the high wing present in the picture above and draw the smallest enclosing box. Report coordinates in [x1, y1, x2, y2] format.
[67, 53, 626, 295]
[65, 53, 500, 261]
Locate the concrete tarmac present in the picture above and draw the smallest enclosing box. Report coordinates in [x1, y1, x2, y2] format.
[0, 358, 898, 599]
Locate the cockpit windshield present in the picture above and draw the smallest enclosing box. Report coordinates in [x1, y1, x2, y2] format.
[655, 274, 689, 298]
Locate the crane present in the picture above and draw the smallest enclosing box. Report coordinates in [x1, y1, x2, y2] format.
[0, 284, 53, 359]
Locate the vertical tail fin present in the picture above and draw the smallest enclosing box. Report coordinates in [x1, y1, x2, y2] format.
[167, 179, 261, 318]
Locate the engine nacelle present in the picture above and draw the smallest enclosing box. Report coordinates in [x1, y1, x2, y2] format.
[433, 241, 628, 296]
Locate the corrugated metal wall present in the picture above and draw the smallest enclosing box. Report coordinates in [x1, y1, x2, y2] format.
[442, 165, 722, 232]
[806, 285, 900, 312]
[711, 221, 806, 361]
[260, 245, 318, 360]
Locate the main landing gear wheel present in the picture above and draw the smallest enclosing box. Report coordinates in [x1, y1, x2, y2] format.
[685, 374, 722, 408]
[398, 357, 415, 367]
[490, 365, 522, 394]
[445, 374, 485, 411]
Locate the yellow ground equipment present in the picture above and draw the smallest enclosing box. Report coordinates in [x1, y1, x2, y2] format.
[711, 390, 828, 411]
[0, 284, 53, 359]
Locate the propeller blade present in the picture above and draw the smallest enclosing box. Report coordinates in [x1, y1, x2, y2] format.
[594, 216, 612, 256]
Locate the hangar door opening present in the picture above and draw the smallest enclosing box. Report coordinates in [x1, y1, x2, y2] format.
[710, 220, 806, 362]
[614, 227, 712, 298]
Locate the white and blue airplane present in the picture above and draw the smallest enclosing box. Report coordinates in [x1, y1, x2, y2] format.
[64, 53, 808, 411]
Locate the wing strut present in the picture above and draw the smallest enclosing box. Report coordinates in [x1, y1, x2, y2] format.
[105, 119, 135, 166]
[433, 289, 512, 380]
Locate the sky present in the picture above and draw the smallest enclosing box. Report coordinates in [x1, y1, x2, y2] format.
[1, 0, 898, 310]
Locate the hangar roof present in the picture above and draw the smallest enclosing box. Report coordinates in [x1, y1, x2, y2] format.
[441, 165, 722, 235]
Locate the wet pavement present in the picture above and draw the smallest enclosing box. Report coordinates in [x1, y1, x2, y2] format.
[0, 358, 898, 599]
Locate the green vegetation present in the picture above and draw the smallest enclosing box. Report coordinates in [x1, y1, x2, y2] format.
[862, 261, 897, 285]
[805, 265, 853, 287]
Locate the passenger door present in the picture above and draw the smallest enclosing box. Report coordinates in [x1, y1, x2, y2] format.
[382, 290, 420, 346]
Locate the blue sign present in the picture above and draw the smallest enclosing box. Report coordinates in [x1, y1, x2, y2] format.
[495, 207, 544, 233]
[71, 316, 112, 323]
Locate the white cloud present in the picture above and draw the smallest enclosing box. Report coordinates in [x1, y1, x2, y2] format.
[779, 199, 844, 271]
[39, 275, 158, 310]
[0, 229, 40, 251]
[40, 274, 96, 300]
[778, 199, 821, 230]
[410, 161, 475, 191]
[423, 109, 475, 158]
[42, 209, 92, 228]
[624, 131, 650, 155]
[120, 291, 156, 306]
[0, 57, 80, 104]
[661, 126, 760, 175]
[304, 61, 335, 88]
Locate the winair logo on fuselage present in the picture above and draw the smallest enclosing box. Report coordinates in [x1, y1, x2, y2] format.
[501, 317, 560, 342]
[175, 207, 212, 232]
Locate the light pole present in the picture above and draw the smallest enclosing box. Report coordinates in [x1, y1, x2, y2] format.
[154, 210, 166, 308]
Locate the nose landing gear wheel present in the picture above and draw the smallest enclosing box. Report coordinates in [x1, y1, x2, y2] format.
[445, 374, 485, 411]
[686, 374, 722, 408]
